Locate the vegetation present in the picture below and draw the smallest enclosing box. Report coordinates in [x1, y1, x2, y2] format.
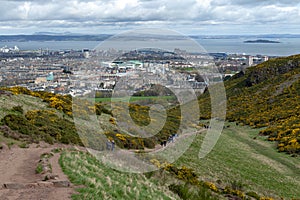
[1, 86, 181, 150]
[35, 163, 43, 174]
[1, 54, 300, 199]
[110, 102, 181, 146]
[0, 129, 23, 148]
[2, 86, 73, 116]
[58, 129, 293, 200]
[132, 84, 174, 97]
[59, 150, 179, 200]
[1, 105, 82, 145]
[175, 123, 300, 199]
[199, 54, 300, 155]
[150, 157, 279, 199]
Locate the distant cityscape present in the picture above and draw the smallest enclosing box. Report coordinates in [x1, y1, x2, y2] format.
[0, 44, 274, 96]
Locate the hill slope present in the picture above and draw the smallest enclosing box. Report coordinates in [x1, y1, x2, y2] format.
[199, 54, 300, 154]
[176, 123, 300, 199]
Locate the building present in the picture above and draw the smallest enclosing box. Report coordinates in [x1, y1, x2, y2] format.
[246, 55, 254, 67]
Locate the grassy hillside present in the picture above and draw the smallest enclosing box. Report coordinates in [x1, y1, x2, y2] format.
[0, 92, 48, 120]
[57, 123, 300, 199]
[1, 53, 300, 199]
[0, 87, 182, 151]
[0, 88, 82, 146]
[59, 150, 181, 200]
[175, 123, 300, 199]
[199, 54, 300, 154]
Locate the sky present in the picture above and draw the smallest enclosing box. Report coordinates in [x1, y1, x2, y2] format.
[0, 0, 300, 35]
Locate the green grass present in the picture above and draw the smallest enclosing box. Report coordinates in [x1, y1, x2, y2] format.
[35, 163, 43, 174]
[59, 150, 179, 200]
[94, 96, 175, 103]
[175, 122, 300, 199]
[0, 94, 48, 119]
[58, 122, 300, 199]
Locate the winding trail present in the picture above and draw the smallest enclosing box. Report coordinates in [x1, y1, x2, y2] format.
[140, 129, 207, 153]
[0, 143, 74, 200]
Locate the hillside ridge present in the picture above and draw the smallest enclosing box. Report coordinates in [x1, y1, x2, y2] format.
[199, 54, 300, 154]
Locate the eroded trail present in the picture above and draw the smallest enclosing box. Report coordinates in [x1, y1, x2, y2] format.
[0, 143, 74, 200]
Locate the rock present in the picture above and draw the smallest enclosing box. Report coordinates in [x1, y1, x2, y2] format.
[37, 181, 54, 188]
[42, 166, 51, 174]
[39, 158, 48, 163]
[51, 180, 70, 187]
[26, 183, 38, 188]
[3, 183, 25, 189]
[44, 174, 59, 181]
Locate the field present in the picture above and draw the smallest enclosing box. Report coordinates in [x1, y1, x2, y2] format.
[175, 122, 300, 199]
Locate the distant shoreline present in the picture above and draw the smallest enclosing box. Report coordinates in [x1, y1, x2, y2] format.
[244, 39, 280, 44]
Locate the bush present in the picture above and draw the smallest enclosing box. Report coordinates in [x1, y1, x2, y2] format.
[95, 103, 112, 116]
[230, 180, 245, 190]
[44, 134, 54, 144]
[19, 143, 29, 148]
[168, 183, 217, 200]
[143, 138, 156, 149]
[246, 191, 260, 200]
[1, 110, 83, 146]
[168, 183, 192, 200]
[11, 105, 24, 114]
[2, 114, 40, 137]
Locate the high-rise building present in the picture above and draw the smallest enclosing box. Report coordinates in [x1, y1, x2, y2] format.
[246, 55, 254, 67]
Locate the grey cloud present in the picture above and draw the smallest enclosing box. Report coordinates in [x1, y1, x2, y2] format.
[212, 0, 300, 7]
[0, 0, 299, 33]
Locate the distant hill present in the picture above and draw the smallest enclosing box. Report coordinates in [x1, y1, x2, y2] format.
[199, 54, 300, 154]
[244, 39, 280, 43]
[1, 33, 300, 42]
[0, 34, 111, 42]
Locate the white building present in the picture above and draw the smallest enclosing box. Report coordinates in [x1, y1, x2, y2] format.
[246, 55, 254, 67]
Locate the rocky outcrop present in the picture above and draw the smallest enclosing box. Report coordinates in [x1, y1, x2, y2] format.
[245, 55, 300, 86]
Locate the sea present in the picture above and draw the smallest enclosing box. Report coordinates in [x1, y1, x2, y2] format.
[1, 37, 300, 56]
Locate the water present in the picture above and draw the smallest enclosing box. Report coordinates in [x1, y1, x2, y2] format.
[1, 38, 300, 56]
[199, 38, 300, 56]
[0, 41, 98, 51]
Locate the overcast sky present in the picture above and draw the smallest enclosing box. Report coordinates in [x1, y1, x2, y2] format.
[0, 0, 300, 35]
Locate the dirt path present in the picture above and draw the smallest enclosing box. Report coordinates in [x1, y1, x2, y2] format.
[119, 129, 207, 155]
[0, 143, 74, 200]
[142, 129, 206, 153]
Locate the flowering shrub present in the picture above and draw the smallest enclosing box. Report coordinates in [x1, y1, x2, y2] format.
[148, 159, 264, 199]
[204, 182, 219, 192]
[260, 197, 274, 200]
[224, 186, 245, 199]
[198, 54, 300, 155]
[2, 108, 82, 145]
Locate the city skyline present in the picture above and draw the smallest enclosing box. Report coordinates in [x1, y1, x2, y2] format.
[0, 0, 300, 35]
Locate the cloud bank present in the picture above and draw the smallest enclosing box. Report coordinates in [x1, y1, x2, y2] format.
[0, 0, 300, 34]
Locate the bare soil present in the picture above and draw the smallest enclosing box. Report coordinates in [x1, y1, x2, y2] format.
[0, 142, 75, 200]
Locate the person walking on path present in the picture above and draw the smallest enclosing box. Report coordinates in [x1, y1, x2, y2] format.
[106, 139, 111, 151]
[163, 140, 167, 147]
[160, 141, 164, 147]
[111, 140, 115, 151]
